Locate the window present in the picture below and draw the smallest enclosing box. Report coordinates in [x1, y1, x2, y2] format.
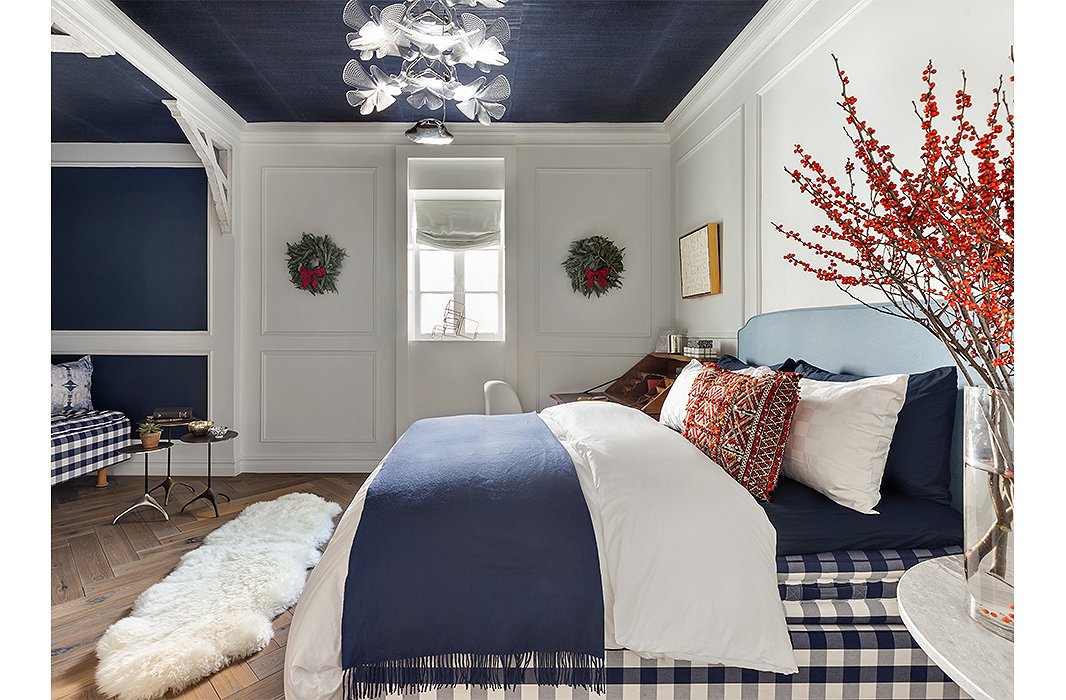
[410, 194, 504, 340]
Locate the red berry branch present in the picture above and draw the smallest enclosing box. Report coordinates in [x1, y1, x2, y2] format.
[774, 54, 1014, 582]
[773, 53, 1013, 397]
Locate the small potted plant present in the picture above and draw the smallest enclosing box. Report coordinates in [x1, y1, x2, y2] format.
[138, 420, 163, 450]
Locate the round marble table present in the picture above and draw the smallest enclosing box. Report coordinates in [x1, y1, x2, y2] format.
[897, 555, 1013, 700]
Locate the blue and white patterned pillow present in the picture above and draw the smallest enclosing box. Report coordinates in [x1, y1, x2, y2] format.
[51, 355, 94, 414]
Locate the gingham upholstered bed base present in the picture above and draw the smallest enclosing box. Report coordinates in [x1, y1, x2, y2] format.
[50, 410, 131, 485]
[374, 547, 968, 700]
[372, 626, 967, 700]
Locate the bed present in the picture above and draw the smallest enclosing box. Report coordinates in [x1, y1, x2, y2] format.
[51, 409, 131, 486]
[285, 303, 970, 700]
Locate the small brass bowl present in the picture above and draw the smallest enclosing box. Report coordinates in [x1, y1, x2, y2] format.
[188, 420, 214, 436]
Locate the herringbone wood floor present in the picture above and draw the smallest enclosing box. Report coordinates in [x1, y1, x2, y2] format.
[51, 471, 367, 700]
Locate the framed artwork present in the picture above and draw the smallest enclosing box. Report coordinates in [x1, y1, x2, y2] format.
[679, 223, 721, 298]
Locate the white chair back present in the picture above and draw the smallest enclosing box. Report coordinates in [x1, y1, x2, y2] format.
[483, 380, 522, 415]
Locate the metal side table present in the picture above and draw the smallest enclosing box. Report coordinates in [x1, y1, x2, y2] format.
[179, 430, 237, 517]
[113, 441, 174, 524]
[145, 416, 196, 505]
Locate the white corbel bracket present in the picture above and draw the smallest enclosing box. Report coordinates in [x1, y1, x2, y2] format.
[164, 99, 234, 236]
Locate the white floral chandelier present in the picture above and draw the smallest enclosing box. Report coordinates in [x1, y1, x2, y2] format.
[342, 0, 512, 127]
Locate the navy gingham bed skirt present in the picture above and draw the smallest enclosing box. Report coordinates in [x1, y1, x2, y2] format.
[368, 626, 968, 699]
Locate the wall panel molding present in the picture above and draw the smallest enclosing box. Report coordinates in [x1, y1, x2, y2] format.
[259, 350, 377, 444]
[533, 167, 654, 339]
[259, 166, 379, 336]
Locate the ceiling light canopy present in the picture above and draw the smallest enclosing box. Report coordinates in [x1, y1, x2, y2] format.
[405, 117, 454, 144]
[342, 0, 512, 125]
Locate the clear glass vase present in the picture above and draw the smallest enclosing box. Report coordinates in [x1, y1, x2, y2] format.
[962, 386, 1014, 640]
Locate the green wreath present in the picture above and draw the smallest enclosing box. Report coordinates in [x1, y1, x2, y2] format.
[286, 232, 348, 296]
[562, 235, 625, 298]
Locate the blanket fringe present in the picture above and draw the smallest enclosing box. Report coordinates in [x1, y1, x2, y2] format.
[343, 651, 606, 699]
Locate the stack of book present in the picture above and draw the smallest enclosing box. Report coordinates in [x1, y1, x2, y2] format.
[683, 338, 718, 360]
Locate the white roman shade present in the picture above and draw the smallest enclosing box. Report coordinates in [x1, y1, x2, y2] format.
[414, 200, 501, 250]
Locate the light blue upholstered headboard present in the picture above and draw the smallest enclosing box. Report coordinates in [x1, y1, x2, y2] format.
[736, 303, 964, 510]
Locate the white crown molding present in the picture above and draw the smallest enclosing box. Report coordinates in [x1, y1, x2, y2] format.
[52, 6, 115, 57]
[241, 121, 671, 146]
[664, 0, 821, 141]
[51, 142, 200, 167]
[51, 0, 246, 143]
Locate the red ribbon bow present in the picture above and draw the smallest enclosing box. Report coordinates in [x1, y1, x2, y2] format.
[299, 264, 327, 289]
[583, 267, 610, 288]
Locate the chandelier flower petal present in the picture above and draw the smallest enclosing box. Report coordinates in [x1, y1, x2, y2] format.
[455, 75, 510, 125]
[450, 14, 509, 70]
[344, 61, 403, 114]
[343, 2, 411, 60]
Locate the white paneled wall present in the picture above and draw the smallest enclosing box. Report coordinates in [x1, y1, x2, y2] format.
[238, 143, 397, 472]
[669, 0, 1014, 350]
[516, 145, 673, 411]
[238, 139, 670, 469]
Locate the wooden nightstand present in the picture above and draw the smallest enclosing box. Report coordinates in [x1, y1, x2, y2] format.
[548, 392, 618, 405]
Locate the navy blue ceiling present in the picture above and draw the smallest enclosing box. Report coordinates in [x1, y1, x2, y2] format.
[111, 0, 768, 124]
[52, 53, 187, 142]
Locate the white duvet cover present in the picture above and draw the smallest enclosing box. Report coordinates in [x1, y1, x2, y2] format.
[285, 403, 796, 700]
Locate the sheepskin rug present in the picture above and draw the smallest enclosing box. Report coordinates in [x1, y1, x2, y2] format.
[95, 492, 342, 700]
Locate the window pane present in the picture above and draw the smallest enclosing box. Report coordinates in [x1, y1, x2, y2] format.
[464, 250, 499, 292]
[419, 293, 453, 335]
[419, 250, 454, 292]
[463, 293, 499, 335]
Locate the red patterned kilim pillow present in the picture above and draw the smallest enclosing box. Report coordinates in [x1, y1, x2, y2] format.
[682, 365, 801, 501]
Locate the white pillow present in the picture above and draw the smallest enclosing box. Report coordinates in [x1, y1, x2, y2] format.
[659, 361, 776, 431]
[658, 359, 705, 430]
[782, 374, 909, 514]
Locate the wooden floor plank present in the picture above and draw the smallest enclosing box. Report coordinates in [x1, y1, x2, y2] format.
[223, 670, 285, 700]
[119, 517, 164, 554]
[171, 676, 222, 700]
[69, 533, 115, 589]
[51, 472, 367, 699]
[93, 524, 139, 569]
[247, 645, 286, 681]
[208, 661, 260, 699]
[52, 545, 83, 606]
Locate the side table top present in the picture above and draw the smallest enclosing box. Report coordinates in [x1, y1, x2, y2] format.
[180, 430, 238, 444]
[897, 555, 1013, 700]
[118, 441, 174, 455]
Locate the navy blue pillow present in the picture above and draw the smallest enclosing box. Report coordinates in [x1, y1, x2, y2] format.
[716, 355, 798, 373]
[792, 360, 958, 505]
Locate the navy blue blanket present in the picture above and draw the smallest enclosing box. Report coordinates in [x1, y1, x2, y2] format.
[341, 413, 605, 698]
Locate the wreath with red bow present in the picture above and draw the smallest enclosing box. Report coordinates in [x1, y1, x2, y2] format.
[286, 232, 348, 296]
[562, 235, 625, 298]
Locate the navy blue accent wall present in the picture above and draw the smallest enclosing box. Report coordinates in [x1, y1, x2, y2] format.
[52, 53, 187, 143]
[51, 355, 209, 430]
[51, 168, 209, 331]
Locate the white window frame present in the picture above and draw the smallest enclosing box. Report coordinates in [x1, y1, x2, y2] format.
[409, 189, 505, 341]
